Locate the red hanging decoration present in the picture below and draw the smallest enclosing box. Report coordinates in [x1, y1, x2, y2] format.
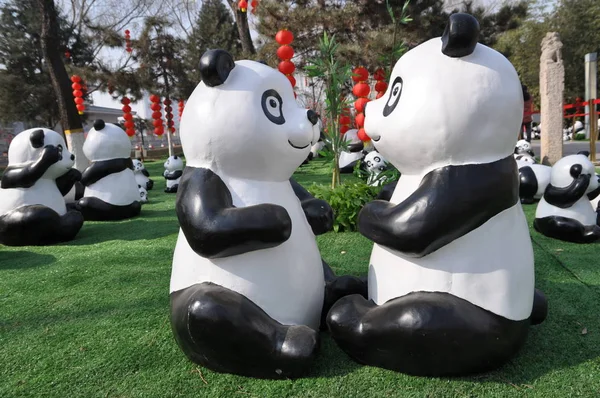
[374, 68, 388, 100]
[250, 0, 259, 14]
[124, 29, 132, 53]
[150, 95, 164, 136]
[352, 66, 371, 142]
[121, 97, 135, 137]
[339, 101, 352, 135]
[164, 98, 176, 134]
[238, 0, 248, 12]
[71, 75, 85, 115]
[65, 50, 71, 59]
[178, 99, 185, 119]
[276, 29, 296, 90]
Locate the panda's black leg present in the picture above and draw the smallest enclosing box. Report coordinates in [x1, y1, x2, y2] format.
[164, 184, 179, 193]
[326, 291, 531, 376]
[534, 216, 600, 243]
[0, 205, 82, 246]
[531, 288, 548, 326]
[76, 197, 141, 221]
[170, 282, 319, 379]
[320, 259, 368, 331]
[146, 179, 154, 190]
[339, 160, 359, 174]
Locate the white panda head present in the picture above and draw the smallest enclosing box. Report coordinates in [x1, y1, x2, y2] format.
[132, 159, 144, 172]
[364, 151, 387, 173]
[83, 119, 132, 162]
[515, 139, 532, 154]
[550, 154, 599, 194]
[514, 153, 536, 164]
[344, 129, 360, 145]
[364, 13, 523, 175]
[8, 128, 75, 180]
[179, 49, 320, 182]
[138, 185, 148, 202]
[164, 155, 184, 172]
[574, 120, 584, 131]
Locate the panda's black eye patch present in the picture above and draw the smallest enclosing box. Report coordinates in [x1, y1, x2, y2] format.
[570, 164, 583, 178]
[383, 76, 403, 117]
[261, 89, 285, 125]
[29, 129, 45, 148]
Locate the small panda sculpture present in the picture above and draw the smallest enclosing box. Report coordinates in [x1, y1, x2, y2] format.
[138, 185, 148, 203]
[133, 159, 154, 190]
[327, 13, 548, 377]
[514, 139, 535, 158]
[339, 129, 366, 173]
[75, 120, 142, 221]
[170, 49, 365, 379]
[364, 150, 388, 186]
[0, 128, 84, 246]
[517, 160, 551, 204]
[534, 154, 600, 243]
[163, 155, 183, 193]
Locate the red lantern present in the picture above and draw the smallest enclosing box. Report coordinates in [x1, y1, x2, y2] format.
[121, 96, 135, 137]
[373, 68, 386, 81]
[287, 75, 296, 87]
[71, 75, 85, 115]
[149, 94, 160, 102]
[278, 61, 295, 75]
[178, 99, 185, 118]
[352, 67, 371, 141]
[376, 92, 385, 99]
[275, 29, 294, 45]
[339, 115, 351, 125]
[76, 104, 85, 113]
[123, 113, 133, 121]
[65, 50, 71, 59]
[375, 81, 388, 93]
[355, 113, 365, 128]
[152, 111, 162, 119]
[354, 97, 370, 113]
[74, 97, 84, 105]
[340, 125, 350, 135]
[277, 45, 294, 60]
[153, 119, 163, 128]
[163, 99, 171, 106]
[124, 121, 135, 129]
[352, 83, 370, 98]
[352, 67, 369, 83]
[238, 0, 248, 12]
[151, 103, 161, 112]
[121, 97, 131, 105]
[357, 128, 370, 142]
[154, 127, 164, 136]
[374, 67, 388, 100]
[70, 75, 81, 83]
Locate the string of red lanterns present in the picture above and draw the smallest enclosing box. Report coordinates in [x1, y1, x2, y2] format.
[150, 94, 164, 136]
[71, 75, 85, 115]
[124, 29, 132, 53]
[65, 49, 71, 60]
[339, 100, 352, 135]
[275, 29, 296, 90]
[352, 66, 371, 142]
[373, 68, 387, 100]
[238, 0, 248, 12]
[178, 100, 185, 119]
[164, 98, 175, 135]
[250, 0, 259, 14]
[121, 97, 135, 137]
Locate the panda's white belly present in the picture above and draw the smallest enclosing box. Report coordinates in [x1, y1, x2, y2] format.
[134, 173, 149, 187]
[0, 179, 67, 216]
[536, 197, 597, 226]
[84, 169, 140, 206]
[339, 151, 363, 168]
[530, 164, 551, 198]
[166, 177, 180, 188]
[591, 195, 600, 213]
[368, 175, 535, 321]
[170, 177, 325, 330]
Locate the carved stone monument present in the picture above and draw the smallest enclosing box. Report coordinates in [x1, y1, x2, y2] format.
[540, 32, 565, 165]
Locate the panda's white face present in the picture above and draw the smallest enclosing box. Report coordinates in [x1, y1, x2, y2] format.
[515, 140, 532, 154]
[164, 155, 184, 172]
[132, 159, 144, 171]
[84, 121, 132, 161]
[364, 38, 523, 175]
[551, 154, 599, 194]
[364, 151, 387, 173]
[180, 60, 319, 181]
[8, 128, 75, 180]
[138, 185, 148, 202]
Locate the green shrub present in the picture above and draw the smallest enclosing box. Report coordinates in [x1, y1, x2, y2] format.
[307, 182, 383, 232]
[574, 132, 587, 141]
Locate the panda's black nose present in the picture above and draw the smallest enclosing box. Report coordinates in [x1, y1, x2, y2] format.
[70, 154, 75, 161]
[307, 110, 319, 126]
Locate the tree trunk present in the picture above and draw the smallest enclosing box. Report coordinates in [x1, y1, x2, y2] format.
[228, 1, 255, 56]
[37, 0, 89, 171]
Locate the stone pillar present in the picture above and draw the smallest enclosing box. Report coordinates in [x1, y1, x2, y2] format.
[539, 32, 565, 165]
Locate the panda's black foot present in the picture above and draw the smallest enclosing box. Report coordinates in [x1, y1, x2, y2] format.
[376, 181, 398, 201]
[0, 205, 83, 246]
[170, 282, 319, 379]
[164, 184, 179, 194]
[534, 216, 600, 243]
[531, 288, 548, 326]
[520, 197, 537, 205]
[76, 197, 141, 221]
[326, 291, 530, 376]
[146, 179, 154, 190]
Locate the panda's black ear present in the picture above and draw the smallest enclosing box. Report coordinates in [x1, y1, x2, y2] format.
[29, 129, 45, 148]
[173, 155, 178, 159]
[577, 150, 590, 158]
[94, 119, 106, 130]
[441, 13, 480, 58]
[199, 49, 235, 87]
[570, 164, 583, 178]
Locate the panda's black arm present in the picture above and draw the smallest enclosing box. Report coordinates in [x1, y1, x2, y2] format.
[358, 155, 518, 258]
[55, 168, 82, 196]
[177, 167, 292, 259]
[1, 146, 60, 189]
[544, 174, 591, 209]
[80, 158, 133, 186]
[141, 168, 150, 177]
[289, 177, 334, 235]
[164, 170, 183, 180]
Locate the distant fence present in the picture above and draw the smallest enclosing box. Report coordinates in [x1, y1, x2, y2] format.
[525, 99, 600, 120]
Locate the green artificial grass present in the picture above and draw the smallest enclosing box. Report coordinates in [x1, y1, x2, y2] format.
[1, 159, 600, 397]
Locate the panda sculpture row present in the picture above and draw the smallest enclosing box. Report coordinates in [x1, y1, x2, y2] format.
[168, 13, 549, 380]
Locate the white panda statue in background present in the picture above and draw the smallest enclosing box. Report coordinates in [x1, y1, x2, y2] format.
[163, 155, 183, 193]
[138, 185, 148, 203]
[339, 129, 366, 173]
[327, 13, 548, 377]
[133, 159, 154, 190]
[364, 151, 388, 186]
[75, 119, 141, 221]
[514, 139, 534, 158]
[517, 160, 551, 204]
[169, 49, 365, 380]
[0, 128, 84, 245]
[534, 154, 600, 243]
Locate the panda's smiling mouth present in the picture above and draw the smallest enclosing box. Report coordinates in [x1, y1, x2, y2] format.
[288, 140, 310, 150]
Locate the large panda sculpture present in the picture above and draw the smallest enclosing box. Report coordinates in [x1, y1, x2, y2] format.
[75, 120, 142, 221]
[534, 154, 600, 243]
[326, 13, 548, 377]
[170, 49, 365, 379]
[0, 128, 84, 245]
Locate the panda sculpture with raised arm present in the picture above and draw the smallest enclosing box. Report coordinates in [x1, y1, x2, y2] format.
[326, 13, 548, 377]
[169, 49, 366, 380]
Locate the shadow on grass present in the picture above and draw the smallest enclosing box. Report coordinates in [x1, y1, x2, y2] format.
[0, 251, 56, 270]
[67, 218, 179, 245]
